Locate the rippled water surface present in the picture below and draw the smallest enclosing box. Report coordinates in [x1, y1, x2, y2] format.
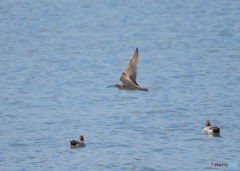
[1, 0, 240, 170]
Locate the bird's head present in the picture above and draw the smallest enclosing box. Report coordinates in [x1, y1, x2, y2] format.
[79, 135, 84, 142]
[206, 120, 211, 126]
[106, 84, 121, 89]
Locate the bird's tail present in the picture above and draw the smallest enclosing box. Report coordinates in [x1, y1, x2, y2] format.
[70, 140, 77, 146]
[213, 127, 220, 133]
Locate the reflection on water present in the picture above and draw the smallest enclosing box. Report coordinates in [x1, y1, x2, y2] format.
[70, 145, 86, 149]
[205, 133, 221, 138]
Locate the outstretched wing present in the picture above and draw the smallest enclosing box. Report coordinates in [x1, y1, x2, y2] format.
[126, 48, 139, 86]
[120, 72, 137, 88]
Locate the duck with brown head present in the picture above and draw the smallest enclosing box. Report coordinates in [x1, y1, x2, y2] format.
[203, 120, 220, 134]
[70, 135, 85, 147]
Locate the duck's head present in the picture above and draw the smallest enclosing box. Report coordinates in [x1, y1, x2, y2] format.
[206, 120, 211, 126]
[79, 135, 84, 142]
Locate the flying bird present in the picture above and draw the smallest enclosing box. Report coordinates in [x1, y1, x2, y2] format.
[107, 48, 148, 91]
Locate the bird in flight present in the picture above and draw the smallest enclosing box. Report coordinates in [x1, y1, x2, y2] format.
[107, 48, 148, 92]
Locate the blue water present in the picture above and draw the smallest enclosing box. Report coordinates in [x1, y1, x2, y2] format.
[0, 0, 240, 170]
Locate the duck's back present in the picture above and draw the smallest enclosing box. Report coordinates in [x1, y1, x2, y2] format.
[70, 139, 85, 147]
[203, 126, 220, 134]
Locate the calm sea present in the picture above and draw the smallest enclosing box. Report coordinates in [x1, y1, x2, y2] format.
[0, 0, 240, 170]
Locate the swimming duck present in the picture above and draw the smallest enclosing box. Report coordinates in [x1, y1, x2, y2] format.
[203, 120, 220, 134]
[69, 135, 85, 147]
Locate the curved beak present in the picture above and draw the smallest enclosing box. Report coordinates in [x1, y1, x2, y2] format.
[106, 85, 115, 88]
